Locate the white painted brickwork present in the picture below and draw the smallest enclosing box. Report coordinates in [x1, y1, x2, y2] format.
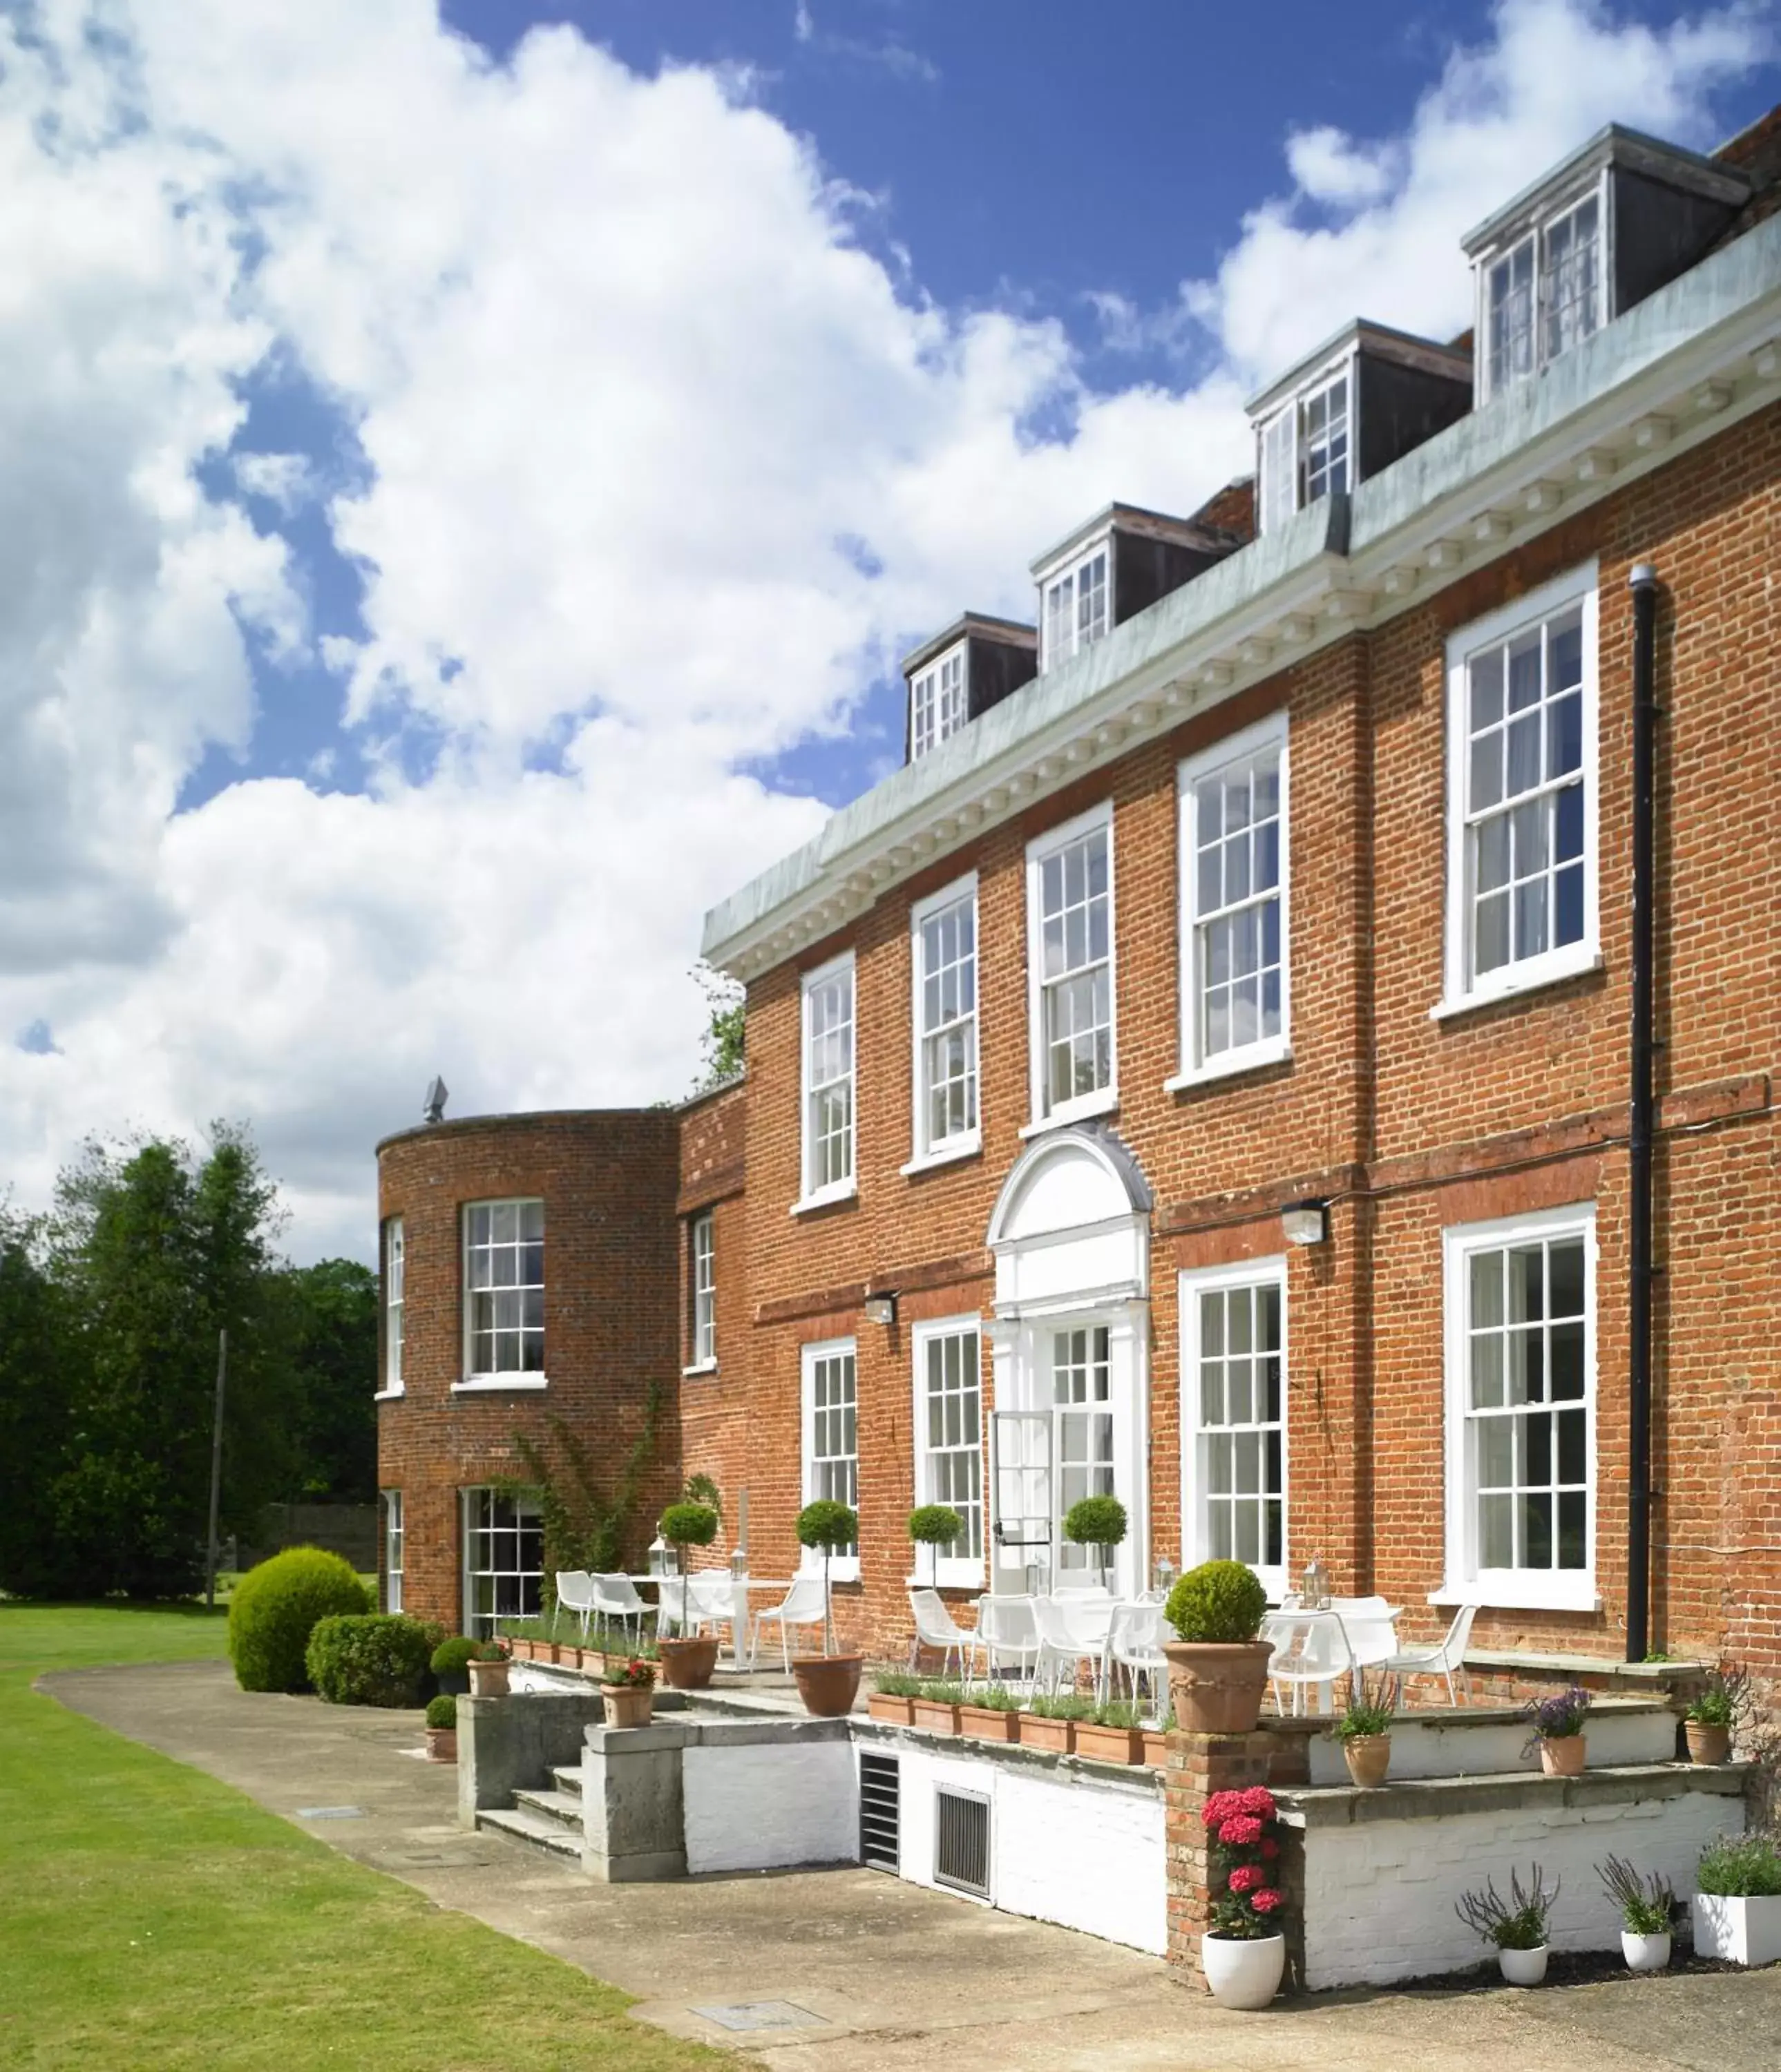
[683, 1741, 859, 1875]
[1299, 1790, 1742, 1988]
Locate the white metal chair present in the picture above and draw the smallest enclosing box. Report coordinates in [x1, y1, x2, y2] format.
[1105, 1601, 1169, 1718]
[591, 1573, 653, 1646]
[1328, 1596, 1401, 1672]
[750, 1574, 828, 1671]
[655, 1576, 694, 1637]
[1379, 1602, 1478, 1707]
[554, 1570, 596, 1640]
[976, 1595, 1039, 1687]
[907, 1586, 980, 1680]
[1262, 1610, 1356, 1716]
[1031, 1595, 1105, 1700]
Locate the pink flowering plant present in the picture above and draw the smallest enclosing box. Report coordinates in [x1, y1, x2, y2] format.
[1201, 1785, 1288, 1940]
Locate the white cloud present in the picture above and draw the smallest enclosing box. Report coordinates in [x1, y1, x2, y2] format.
[0, 1, 1769, 1258]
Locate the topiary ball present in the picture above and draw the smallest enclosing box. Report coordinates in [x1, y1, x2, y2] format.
[797, 1499, 858, 1553]
[1062, 1495, 1128, 1548]
[228, 1546, 370, 1693]
[430, 1635, 479, 1676]
[1164, 1559, 1268, 1644]
[424, 1694, 457, 1731]
[659, 1501, 720, 1548]
[907, 1504, 963, 1546]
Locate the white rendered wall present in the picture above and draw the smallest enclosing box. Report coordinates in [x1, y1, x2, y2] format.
[1299, 1789, 1743, 1988]
[683, 1741, 859, 1875]
[891, 1745, 1167, 1956]
[1302, 1705, 1676, 1785]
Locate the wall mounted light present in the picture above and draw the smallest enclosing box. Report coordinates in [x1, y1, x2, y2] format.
[1280, 1199, 1328, 1247]
[863, 1292, 898, 1325]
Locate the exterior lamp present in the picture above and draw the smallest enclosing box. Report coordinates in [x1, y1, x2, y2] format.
[863, 1292, 897, 1326]
[1280, 1199, 1328, 1247]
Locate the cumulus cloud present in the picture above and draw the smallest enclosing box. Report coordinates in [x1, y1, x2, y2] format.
[0, 0, 1768, 1257]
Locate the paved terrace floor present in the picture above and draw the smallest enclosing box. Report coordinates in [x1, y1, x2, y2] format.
[47, 1658, 1781, 2072]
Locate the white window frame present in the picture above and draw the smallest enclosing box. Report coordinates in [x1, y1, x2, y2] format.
[1255, 348, 1356, 533]
[906, 871, 981, 1172]
[1437, 1203, 1598, 1614]
[1038, 539, 1111, 671]
[461, 1485, 544, 1637]
[910, 640, 967, 760]
[383, 1489, 403, 1613]
[1179, 1258, 1289, 1602]
[377, 1216, 404, 1399]
[1436, 562, 1600, 1018]
[455, 1197, 547, 1391]
[686, 1210, 716, 1374]
[1474, 170, 1610, 403]
[911, 1316, 985, 1588]
[1170, 712, 1291, 1087]
[801, 1337, 859, 1582]
[795, 950, 857, 1213]
[1022, 800, 1118, 1134]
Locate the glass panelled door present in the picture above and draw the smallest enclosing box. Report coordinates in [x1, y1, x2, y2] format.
[990, 1408, 1052, 1591]
[1053, 1324, 1114, 1579]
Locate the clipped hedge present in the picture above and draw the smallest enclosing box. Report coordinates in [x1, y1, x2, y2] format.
[227, 1547, 370, 1693]
[425, 1694, 458, 1731]
[1165, 1559, 1268, 1643]
[307, 1613, 436, 1707]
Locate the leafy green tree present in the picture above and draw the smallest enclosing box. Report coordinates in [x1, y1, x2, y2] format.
[279, 1258, 379, 1502]
[690, 961, 745, 1092]
[0, 1210, 77, 1596]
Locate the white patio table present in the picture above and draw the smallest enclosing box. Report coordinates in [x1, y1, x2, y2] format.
[627, 1573, 793, 1668]
[1260, 1602, 1402, 1714]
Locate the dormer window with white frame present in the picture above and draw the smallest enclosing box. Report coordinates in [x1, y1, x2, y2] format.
[1476, 184, 1603, 401]
[1040, 541, 1109, 671]
[797, 950, 856, 1211]
[1256, 354, 1352, 534]
[910, 641, 966, 760]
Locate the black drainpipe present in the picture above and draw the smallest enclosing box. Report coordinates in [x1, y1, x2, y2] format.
[1626, 563, 1660, 1664]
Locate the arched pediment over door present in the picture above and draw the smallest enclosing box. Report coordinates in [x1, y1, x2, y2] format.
[986, 1124, 1152, 1316]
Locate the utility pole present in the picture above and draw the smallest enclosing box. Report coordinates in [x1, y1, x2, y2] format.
[204, 1327, 228, 1611]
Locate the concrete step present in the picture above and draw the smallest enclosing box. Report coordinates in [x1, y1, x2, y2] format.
[475, 1803, 582, 1860]
[513, 1786, 582, 1832]
[550, 1764, 582, 1798]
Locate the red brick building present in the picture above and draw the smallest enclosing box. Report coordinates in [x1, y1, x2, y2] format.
[379, 111, 1781, 1680]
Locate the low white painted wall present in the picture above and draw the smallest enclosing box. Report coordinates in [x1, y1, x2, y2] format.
[890, 1743, 1167, 1956]
[1299, 1787, 1743, 1988]
[1302, 1704, 1677, 1785]
[683, 1740, 859, 1875]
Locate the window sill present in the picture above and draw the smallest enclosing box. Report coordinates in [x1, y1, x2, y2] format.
[451, 1376, 549, 1394]
[1165, 1039, 1293, 1093]
[1020, 1087, 1118, 1139]
[373, 1387, 405, 1403]
[1431, 946, 1602, 1022]
[1430, 1577, 1601, 1615]
[904, 1568, 985, 1592]
[790, 1181, 857, 1218]
[901, 1135, 982, 1177]
[681, 1360, 718, 1379]
[801, 1558, 861, 1585]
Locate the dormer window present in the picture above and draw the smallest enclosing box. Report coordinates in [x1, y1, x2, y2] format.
[1480, 190, 1601, 399]
[1257, 357, 1353, 533]
[1041, 544, 1109, 669]
[911, 642, 966, 760]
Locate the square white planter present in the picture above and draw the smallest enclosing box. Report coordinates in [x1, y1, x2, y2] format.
[1692, 1893, 1781, 1967]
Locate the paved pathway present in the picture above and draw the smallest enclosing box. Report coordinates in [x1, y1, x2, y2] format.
[46, 1658, 1781, 2071]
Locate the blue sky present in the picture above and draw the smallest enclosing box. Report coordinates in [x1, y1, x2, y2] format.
[1, 0, 1775, 1256]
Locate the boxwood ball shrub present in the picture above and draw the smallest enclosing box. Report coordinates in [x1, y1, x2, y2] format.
[797, 1499, 858, 1553]
[306, 1613, 436, 1707]
[659, 1502, 720, 1551]
[1165, 1559, 1268, 1644]
[430, 1635, 479, 1677]
[1063, 1495, 1128, 1548]
[227, 1546, 370, 1693]
[424, 1694, 458, 1731]
[907, 1504, 963, 1546]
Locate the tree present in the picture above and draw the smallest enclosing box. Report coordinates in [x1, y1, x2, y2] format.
[689, 961, 745, 1093]
[279, 1258, 379, 1502]
[0, 1211, 76, 1597]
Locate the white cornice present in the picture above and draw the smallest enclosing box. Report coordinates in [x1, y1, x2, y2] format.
[703, 217, 1781, 981]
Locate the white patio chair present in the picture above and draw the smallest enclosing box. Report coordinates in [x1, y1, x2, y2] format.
[655, 1575, 694, 1638]
[907, 1587, 980, 1681]
[976, 1595, 1039, 1687]
[554, 1570, 596, 1640]
[749, 1574, 828, 1672]
[688, 1573, 736, 1629]
[1105, 1601, 1169, 1718]
[1379, 1602, 1478, 1707]
[1329, 1596, 1400, 1671]
[1031, 1595, 1105, 1701]
[591, 1573, 652, 1647]
[1262, 1611, 1356, 1716]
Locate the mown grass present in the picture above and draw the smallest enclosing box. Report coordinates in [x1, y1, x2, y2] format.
[0, 1602, 727, 2070]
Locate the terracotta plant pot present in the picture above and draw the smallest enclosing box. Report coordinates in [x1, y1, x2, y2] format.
[1686, 1720, 1732, 1765]
[866, 1692, 915, 1725]
[467, 1658, 511, 1698]
[1074, 1722, 1144, 1765]
[958, 1703, 1020, 1743]
[658, 1635, 720, 1690]
[1018, 1712, 1074, 1754]
[425, 1727, 457, 1763]
[792, 1653, 863, 1718]
[911, 1696, 961, 1735]
[1163, 1640, 1275, 1734]
[602, 1685, 654, 1729]
[1142, 1729, 1168, 1767]
[1202, 1932, 1285, 2009]
[1539, 1733, 1586, 1776]
[1342, 1734, 1392, 1789]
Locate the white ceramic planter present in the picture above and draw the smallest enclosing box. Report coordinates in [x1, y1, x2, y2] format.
[1202, 1932, 1286, 2009]
[1692, 1892, 1781, 1967]
[1498, 1944, 1548, 1986]
[1621, 1929, 1671, 1973]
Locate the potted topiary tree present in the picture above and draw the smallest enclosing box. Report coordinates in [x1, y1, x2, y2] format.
[656, 1499, 722, 1689]
[907, 1504, 963, 1587]
[1162, 1560, 1272, 1733]
[792, 1499, 861, 1717]
[423, 1694, 458, 1762]
[430, 1636, 477, 1697]
[1062, 1495, 1127, 1589]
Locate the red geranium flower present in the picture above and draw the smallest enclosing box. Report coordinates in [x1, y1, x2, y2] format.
[1237, 1786, 1277, 1818]
[1219, 1814, 1263, 1846]
[1227, 1864, 1266, 1892]
[1251, 1888, 1284, 1914]
[1261, 1837, 1279, 1859]
[1201, 1790, 1240, 1828]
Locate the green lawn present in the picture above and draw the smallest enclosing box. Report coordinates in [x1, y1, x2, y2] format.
[0, 1603, 726, 2069]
